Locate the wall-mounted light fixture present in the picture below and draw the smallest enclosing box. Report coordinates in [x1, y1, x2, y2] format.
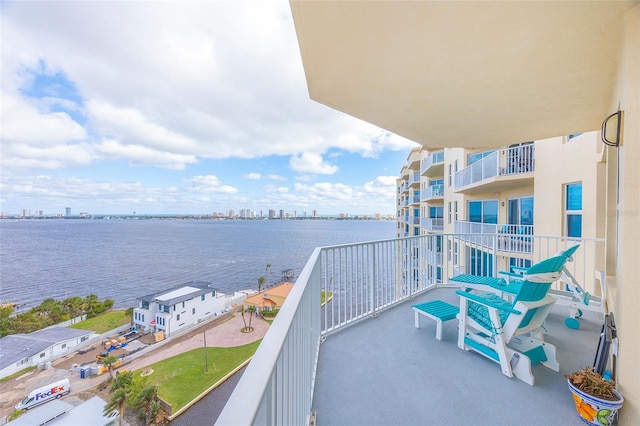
[601, 110, 623, 147]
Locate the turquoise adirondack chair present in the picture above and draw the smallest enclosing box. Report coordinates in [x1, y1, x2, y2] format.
[455, 245, 580, 386]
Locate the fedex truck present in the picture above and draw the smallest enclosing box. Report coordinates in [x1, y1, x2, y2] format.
[14, 378, 70, 411]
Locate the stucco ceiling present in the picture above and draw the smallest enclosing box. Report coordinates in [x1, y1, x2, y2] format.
[290, 1, 637, 149]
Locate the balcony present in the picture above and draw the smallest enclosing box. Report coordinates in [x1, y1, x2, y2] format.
[410, 194, 421, 205]
[407, 148, 422, 170]
[420, 217, 444, 232]
[454, 145, 535, 193]
[421, 184, 444, 202]
[217, 234, 605, 425]
[421, 150, 445, 177]
[454, 221, 535, 254]
[408, 172, 421, 188]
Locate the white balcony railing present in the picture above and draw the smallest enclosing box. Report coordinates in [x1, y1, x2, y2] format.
[408, 172, 421, 186]
[421, 217, 444, 231]
[454, 221, 535, 254]
[421, 150, 444, 175]
[421, 184, 444, 201]
[216, 233, 603, 425]
[454, 145, 534, 189]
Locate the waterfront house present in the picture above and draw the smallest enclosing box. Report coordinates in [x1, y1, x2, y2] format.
[216, 2, 640, 425]
[133, 281, 226, 338]
[242, 282, 294, 313]
[0, 328, 93, 379]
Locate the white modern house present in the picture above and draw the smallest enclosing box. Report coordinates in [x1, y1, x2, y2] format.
[133, 281, 226, 338]
[0, 327, 94, 379]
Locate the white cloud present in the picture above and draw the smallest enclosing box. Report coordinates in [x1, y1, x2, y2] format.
[294, 182, 353, 201]
[362, 175, 399, 196]
[0, 93, 87, 148]
[265, 184, 289, 194]
[267, 174, 287, 181]
[0, 1, 410, 215]
[94, 139, 198, 170]
[188, 175, 237, 194]
[290, 153, 338, 175]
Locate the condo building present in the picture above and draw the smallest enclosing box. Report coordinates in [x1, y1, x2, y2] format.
[218, 3, 640, 425]
[396, 133, 605, 283]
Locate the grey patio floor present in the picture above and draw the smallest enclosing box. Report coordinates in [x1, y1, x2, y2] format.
[311, 287, 603, 426]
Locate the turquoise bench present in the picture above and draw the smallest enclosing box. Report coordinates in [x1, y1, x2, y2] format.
[412, 300, 459, 340]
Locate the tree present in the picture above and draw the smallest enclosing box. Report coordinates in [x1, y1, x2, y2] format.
[111, 370, 133, 391]
[257, 276, 266, 293]
[104, 388, 128, 426]
[125, 307, 134, 326]
[130, 385, 159, 426]
[239, 306, 248, 331]
[246, 305, 257, 330]
[102, 355, 119, 379]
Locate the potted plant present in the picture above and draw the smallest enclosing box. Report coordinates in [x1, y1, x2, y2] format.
[565, 366, 624, 425]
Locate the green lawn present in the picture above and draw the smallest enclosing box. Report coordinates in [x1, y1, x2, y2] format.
[133, 340, 262, 412]
[69, 310, 130, 334]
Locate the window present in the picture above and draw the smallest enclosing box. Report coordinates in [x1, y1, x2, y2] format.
[429, 206, 443, 218]
[40, 353, 45, 358]
[468, 200, 498, 224]
[467, 150, 495, 166]
[176, 314, 180, 321]
[201, 295, 205, 301]
[182, 301, 185, 308]
[448, 164, 452, 187]
[61, 343, 66, 349]
[469, 248, 493, 277]
[192, 308, 196, 315]
[454, 201, 459, 221]
[567, 133, 583, 142]
[565, 183, 583, 237]
[509, 257, 532, 270]
[448, 202, 452, 224]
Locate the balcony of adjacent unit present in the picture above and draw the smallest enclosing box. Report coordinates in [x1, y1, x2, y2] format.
[454, 221, 535, 254]
[421, 183, 444, 202]
[217, 233, 606, 426]
[420, 217, 444, 232]
[408, 171, 421, 188]
[409, 192, 421, 206]
[454, 144, 535, 194]
[421, 206, 443, 232]
[421, 150, 445, 177]
[407, 148, 422, 171]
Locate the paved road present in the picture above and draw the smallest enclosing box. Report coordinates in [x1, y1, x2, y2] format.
[169, 366, 246, 425]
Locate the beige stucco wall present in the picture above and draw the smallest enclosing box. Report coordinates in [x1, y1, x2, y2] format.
[609, 5, 640, 424]
[533, 133, 604, 240]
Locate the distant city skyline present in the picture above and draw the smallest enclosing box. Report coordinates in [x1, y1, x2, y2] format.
[0, 1, 418, 216]
[2, 207, 393, 220]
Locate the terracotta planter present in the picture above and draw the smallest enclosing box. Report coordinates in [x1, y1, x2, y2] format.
[568, 379, 624, 425]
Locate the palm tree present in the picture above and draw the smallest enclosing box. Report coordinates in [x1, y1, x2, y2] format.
[130, 385, 159, 426]
[246, 305, 257, 330]
[257, 276, 266, 293]
[240, 306, 248, 330]
[102, 355, 119, 379]
[104, 388, 128, 426]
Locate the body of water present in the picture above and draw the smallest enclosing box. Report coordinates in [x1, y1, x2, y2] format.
[0, 219, 395, 310]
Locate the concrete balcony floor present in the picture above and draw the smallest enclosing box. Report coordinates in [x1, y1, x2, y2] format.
[311, 287, 603, 426]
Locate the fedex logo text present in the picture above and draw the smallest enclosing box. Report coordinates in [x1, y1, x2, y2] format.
[35, 385, 66, 401]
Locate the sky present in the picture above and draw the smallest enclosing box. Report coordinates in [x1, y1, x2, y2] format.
[0, 1, 419, 217]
